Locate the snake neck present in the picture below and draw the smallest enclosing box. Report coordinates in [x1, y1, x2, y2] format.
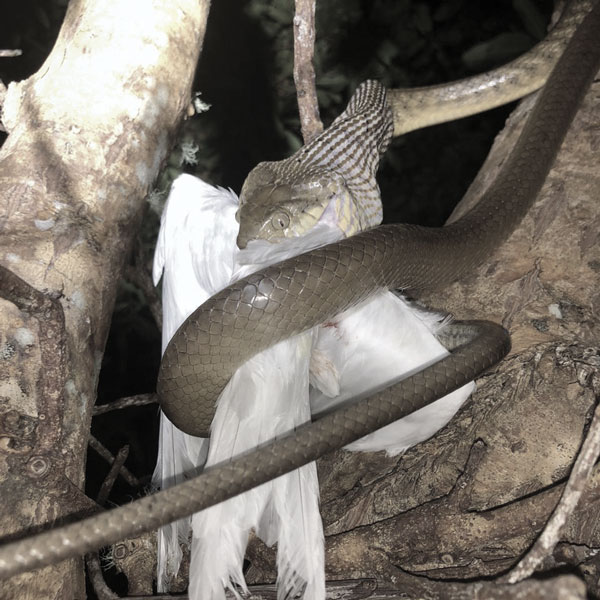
[284, 80, 394, 235]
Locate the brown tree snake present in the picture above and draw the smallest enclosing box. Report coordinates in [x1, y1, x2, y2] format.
[0, 0, 598, 579]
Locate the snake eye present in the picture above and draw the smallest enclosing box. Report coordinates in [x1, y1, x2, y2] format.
[271, 211, 290, 230]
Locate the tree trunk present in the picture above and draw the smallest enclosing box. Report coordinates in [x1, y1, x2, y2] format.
[0, 1, 210, 598]
[246, 70, 600, 595]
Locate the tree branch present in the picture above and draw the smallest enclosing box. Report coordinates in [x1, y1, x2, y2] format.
[293, 0, 322, 143]
[86, 445, 129, 600]
[93, 393, 157, 416]
[0, 1, 211, 596]
[506, 402, 600, 583]
[88, 436, 141, 489]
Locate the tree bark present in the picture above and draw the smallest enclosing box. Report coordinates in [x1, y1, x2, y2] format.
[246, 70, 600, 595]
[0, 1, 210, 598]
[233, 574, 586, 600]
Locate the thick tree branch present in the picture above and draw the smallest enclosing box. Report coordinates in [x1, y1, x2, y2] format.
[0, 265, 67, 453]
[0, 1, 210, 597]
[506, 402, 600, 583]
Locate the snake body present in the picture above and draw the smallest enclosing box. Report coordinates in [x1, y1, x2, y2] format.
[0, 0, 598, 579]
[156, 0, 598, 439]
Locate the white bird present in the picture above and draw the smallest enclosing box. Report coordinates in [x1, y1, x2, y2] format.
[152, 173, 474, 598]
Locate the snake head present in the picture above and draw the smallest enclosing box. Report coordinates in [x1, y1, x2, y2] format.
[236, 162, 340, 249]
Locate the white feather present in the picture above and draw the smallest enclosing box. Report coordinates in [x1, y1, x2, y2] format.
[309, 293, 474, 456]
[190, 331, 323, 600]
[190, 231, 331, 598]
[152, 175, 239, 591]
[153, 174, 328, 598]
[233, 219, 343, 279]
[152, 173, 474, 598]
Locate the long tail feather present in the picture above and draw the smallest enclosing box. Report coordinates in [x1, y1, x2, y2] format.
[152, 175, 239, 591]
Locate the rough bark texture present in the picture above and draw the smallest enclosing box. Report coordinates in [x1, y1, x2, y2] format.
[244, 74, 600, 595]
[231, 574, 586, 600]
[0, 1, 210, 598]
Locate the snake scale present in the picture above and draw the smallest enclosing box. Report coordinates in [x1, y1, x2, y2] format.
[0, 0, 598, 579]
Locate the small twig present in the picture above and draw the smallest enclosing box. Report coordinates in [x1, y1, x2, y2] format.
[506, 402, 600, 583]
[78, 574, 590, 600]
[234, 575, 586, 599]
[93, 393, 157, 416]
[0, 49, 22, 57]
[98, 445, 130, 506]
[86, 551, 120, 600]
[88, 435, 141, 489]
[86, 446, 130, 600]
[293, 0, 322, 143]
